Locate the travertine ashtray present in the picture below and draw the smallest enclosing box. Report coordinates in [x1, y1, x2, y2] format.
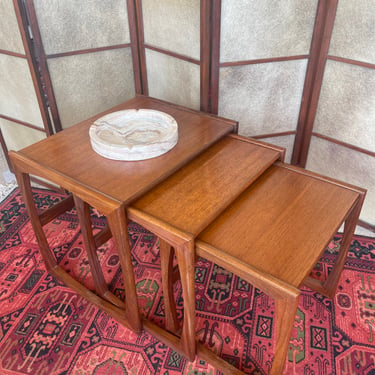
[89, 109, 178, 161]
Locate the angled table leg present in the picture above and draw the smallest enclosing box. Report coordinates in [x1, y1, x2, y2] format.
[197, 287, 299, 375]
[195, 240, 302, 375]
[14, 171, 59, 271]
[321, 195, 365, 297]
[159, 238, 180, 334]
[159, 236, 299, 372]
[304, 194, 365, 298]
[73, 195, 124, 308]
[126, 206, 198, 359]
[156, 238, 197, 361]
[172, 240, 196, 361]
[270, 293, 300, 375]
[107, 207, 142, 333]
[13, 170, 139, 333]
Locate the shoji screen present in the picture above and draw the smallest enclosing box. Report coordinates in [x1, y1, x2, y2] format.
[305, 0, 375, 228]
[215, 0, 318, 162]
[138, 0, 202, 111]
[0, 0, 47, 162]
[28, 0, 137, 129]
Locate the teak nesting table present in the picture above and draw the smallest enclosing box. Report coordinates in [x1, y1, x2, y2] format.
[9, 96, 366, 375]
[128, 142, 365, 375]
[9, 96, 236, 332]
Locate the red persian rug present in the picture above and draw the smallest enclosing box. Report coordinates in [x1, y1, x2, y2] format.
[0, 188, 375, 375]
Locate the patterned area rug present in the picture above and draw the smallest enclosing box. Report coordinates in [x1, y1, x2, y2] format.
[0, 188, 375, 375]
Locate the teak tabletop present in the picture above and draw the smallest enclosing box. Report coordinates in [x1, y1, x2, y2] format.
[11, 96, 235, 211]
[197, 163, 359, 287]
[129, 135, 283, 236]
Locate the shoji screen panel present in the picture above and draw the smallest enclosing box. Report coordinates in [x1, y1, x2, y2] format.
[29, 0, 136, 129]
[306, 0, 375, 228]
[216, 0, 318, 162]
[0, 0, 24, 54]
[0, 118, 46, 151]
[0, 53, 44, 128]
[0, 0, 47, 164]
[139, 0, 202, 110]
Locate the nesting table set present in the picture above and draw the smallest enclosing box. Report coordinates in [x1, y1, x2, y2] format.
[10, 96, 366, 374]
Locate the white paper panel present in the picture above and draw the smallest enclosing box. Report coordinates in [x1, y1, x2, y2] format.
[0, 54, 44, 127]
[0, 0, 25, 54]
[48, 48, 135, 129]
[314, 60, 375, 152]
[0, 118, 46, 151]
[218, 59, 307, 136]
[33, 0, 131, 55]
[220, 0, 317, 62]
[329, 0, 375, 64]
[146, 49, 200, 110]
[142, 0, 200, 60]
[258, 135, 295, 164]
[0, 145, 11, 185]
[306, 136, 374, 225]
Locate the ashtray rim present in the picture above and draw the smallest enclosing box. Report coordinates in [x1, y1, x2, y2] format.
[89, 108, 178, 161]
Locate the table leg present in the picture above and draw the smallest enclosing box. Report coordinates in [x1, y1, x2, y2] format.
[304, 195, 365, 298]
[159, 239, 180, 334]
[107, 207, 142, 333]
[270, 294, 299, 375]
[13, 171, 139, 332]
[14, 171, 57, 271]
[322, 196, 364, 298]
[173, 240, 196, 361]
[196, 240, 302, 374]
[73, 195, 124, 308]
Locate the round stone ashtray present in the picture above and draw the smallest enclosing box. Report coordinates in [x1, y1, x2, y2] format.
[89, 109, 178, 161]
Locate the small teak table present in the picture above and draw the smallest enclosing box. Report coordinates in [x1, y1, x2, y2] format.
[10, 96, 366, 375]
[195, 163, 365, 374]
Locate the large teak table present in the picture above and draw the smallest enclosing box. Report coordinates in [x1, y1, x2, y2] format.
[9, 96, 236, 334]
[9, 96, 366, 374]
